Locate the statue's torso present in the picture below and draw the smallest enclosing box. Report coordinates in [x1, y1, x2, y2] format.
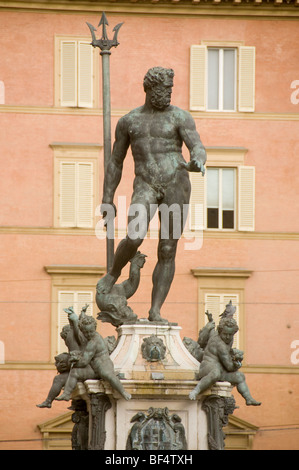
[125, 105, 187, 187]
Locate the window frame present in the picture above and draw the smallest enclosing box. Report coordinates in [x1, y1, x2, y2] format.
[188, 147, 255, 233]
[51, 143, 101, 230]
[206, 167, 237, 231]
[190, 41, 255, 113]
[54, 35, 99, 108]
[207, 47, 237, 112]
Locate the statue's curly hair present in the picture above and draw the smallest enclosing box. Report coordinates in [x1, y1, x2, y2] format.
[217, 317, 239, 335]
[78, 315, 97, 331]
[143, 67, 174, 92]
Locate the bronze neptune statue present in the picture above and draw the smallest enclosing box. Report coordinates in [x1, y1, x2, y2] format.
[99, 66, 207, 323]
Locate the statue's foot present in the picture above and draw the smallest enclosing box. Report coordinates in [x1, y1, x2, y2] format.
[36, 400, 52, 408]
[96, 273, 117, 295]
[245, 398, 261, 406]
[55, 393, 71, 402]
[148, 309, 168, 324]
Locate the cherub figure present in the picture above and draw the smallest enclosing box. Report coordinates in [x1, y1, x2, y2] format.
[55, 315, 131, 402]
[36, 353, 70, 408]
[36, 305, 88, 408]
[189, 314, 261, 406]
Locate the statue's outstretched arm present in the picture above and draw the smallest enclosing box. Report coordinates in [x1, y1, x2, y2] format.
[178, 110, 207, 175]
[102, 116, 130, 205]
[65, 308, 84, 346]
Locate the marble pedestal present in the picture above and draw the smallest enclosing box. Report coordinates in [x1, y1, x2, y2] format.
[72, 322, 235, 450]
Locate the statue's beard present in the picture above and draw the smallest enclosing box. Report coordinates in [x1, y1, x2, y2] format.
[151, 89, 171, 110]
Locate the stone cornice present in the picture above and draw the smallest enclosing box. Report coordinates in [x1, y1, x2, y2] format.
[0, 1, 298, 19]
[191, 267, 253, 278]
[1, 105, 299, 121]
[1, 226, 299, 240]
[1, 361, 298, 374]
[44, 264, 106, 276]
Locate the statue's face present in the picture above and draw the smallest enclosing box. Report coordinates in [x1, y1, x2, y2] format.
[55, 355, 69, 373]
[81, 323, 96, 340]
[150, 78, 173, 110]
[110, 297, 134, 319]
[219, 326, 235, 345]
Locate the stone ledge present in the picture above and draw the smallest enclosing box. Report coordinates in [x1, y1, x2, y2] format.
[75, 378, 233, 401]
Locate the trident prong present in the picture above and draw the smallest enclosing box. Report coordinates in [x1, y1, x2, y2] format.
[86, 12, 123, 53]
[86, 22, 97, 46]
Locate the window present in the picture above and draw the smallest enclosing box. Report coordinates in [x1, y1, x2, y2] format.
[51, 143, 101, 229]
[207, 48, 236, 111]
[55, 37, 99, 108]
[190, 44, 255, 112]
[59, 161, 93, 228]
[189, 148, 255, 232]
[207, 168, 236, 229]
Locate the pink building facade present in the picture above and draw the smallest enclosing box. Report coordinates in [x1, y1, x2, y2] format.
[0, 0, 299, 450]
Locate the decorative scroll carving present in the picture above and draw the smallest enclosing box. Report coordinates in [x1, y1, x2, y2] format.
[202, 395, 237, 450]
[89, 393, 112, 450]
[70, 399, 89, 450]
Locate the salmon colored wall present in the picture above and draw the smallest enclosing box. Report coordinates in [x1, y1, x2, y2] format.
[1, 113, 299, 232]
[1, 8, 299, 450]
[1, 13, 299, 112]
[1, 232, 298, 366]
[0, 370, 70, 450]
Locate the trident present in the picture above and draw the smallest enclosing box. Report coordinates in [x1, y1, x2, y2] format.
[87, 13, 123, 272]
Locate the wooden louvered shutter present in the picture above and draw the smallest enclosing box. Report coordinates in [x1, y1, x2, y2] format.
[189, 172, 206, 230]
[190, 45, 207, 111]
[238, 46, 255, 112]
[77, 162, 94, 227]
[238, 166, 255, 232]
[76, 292, 93, 317]
[78, 41, 93, 108]
[205, 294, 221, 321]
[61, 41, 77, 107]
[60, 162, 76, 227]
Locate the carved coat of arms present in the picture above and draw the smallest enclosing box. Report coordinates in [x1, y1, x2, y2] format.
[126, 407, 187, 450]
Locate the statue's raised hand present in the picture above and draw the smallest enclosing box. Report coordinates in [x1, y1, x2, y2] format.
[100, 202, 117, 226]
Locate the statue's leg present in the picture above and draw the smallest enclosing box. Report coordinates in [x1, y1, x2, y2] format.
[95, 357, 131, 401]
[226, 371, 261, 406]
[37, 373, 68, 407]
[98, 178, 156, 294]
[55, 367, 95, 401]
[103, 372, 131, 401]
[189, 368, 222, 400]
[149, 174, 191, 322]
[149, 238, 178, 322]
[109, 237, 142, 280]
